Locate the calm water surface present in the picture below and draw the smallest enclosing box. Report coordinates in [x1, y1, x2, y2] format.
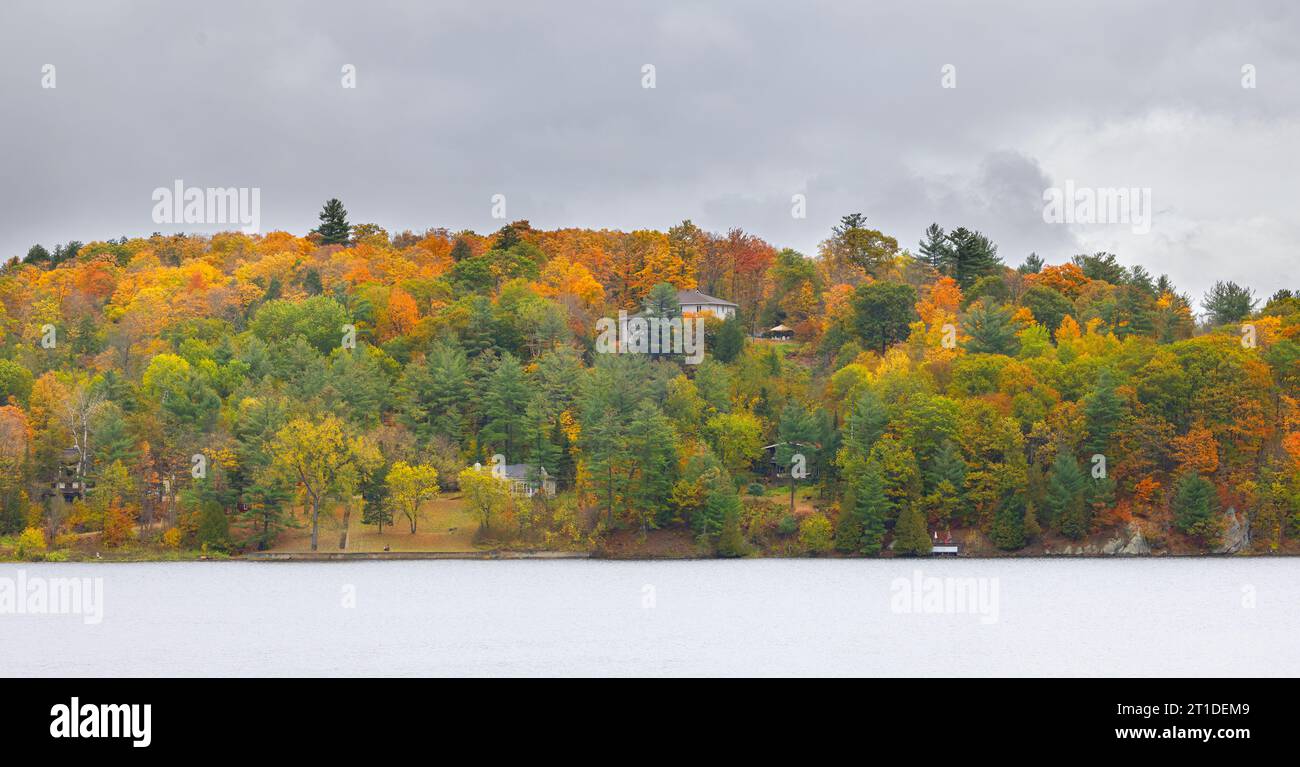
[2, 559, 1296, 676]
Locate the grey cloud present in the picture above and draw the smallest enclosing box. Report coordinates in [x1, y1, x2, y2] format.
[0, 0, 1296, 301]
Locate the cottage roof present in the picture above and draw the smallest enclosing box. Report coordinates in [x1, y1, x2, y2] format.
[675, 289, 737, 308]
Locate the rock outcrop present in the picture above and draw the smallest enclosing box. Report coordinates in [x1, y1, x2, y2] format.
[1215, 508, 1250, 554]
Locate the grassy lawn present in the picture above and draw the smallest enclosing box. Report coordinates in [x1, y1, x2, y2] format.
[267, 495, 483, 553]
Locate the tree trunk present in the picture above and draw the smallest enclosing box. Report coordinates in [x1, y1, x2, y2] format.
[338, 498, 351, 550]
[607, 465, 614, 528]
[309, 497, 320, 552]
[790, 473, 796, 515]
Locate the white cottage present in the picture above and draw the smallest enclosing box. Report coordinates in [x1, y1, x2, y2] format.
[674, 289, 738, 320]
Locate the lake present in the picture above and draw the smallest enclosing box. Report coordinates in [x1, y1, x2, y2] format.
[1, 558, 1296, 676]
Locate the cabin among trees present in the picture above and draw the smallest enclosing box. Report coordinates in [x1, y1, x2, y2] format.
[502, 464, 556, 499]
[48, 447, 86, 504]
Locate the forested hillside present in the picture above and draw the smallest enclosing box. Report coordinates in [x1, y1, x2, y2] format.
[2, 202, 1298, 559]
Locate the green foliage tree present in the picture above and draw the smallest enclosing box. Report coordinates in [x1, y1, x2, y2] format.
[250, 296, 351, 354]
[196, 500, 231, 551]
[830, 213, 899, 276]
[852, 281, 918, 354]
[0, 360, 35, 406]
[1020, 285, 1073, 335]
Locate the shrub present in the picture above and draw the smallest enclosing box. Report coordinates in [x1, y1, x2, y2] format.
[716, 503, 750, 558]
[15, 527, 46, 561]
[161, 528, 183, 550]
[196, 501, 231, 551]
[798, 514, 834, 555]
[746, 482, 765, 496]
[777, 514, 798, 537]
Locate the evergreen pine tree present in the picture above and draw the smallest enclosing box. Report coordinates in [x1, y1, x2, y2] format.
[1023, 500, 1042, 539]
[523, 394, 563, 490]
[716, 496, 749, 557]
[843, 460, 888, 554]
[963, 301, 1021, 355]
[1018, 252, 1044, 274]
[943, 227, 1002, 289]
[626, 401, 677, 530]
[359, 463, 393, 535]
[314, 198, 351, 245]
[399, 340, 470, 443]
[1083, 369, 1125, 454]
[917, 223, 951, 272]
[845, 389, 888, 456]
[776, 401, 818, 515]
[924, 440, 968, 524]
[991, 491, 1027, 550]
[481, 353, 529, 459]
[697, 481, 737, 540]
[1047, 453, 1089, 539]
[713, 315, 746, 363]
[1201, 281, 1257, 326]
[1173, 473, 1217, 538]
[644, 282, 682, 318]
[449, 238, 473, 262]
[892, 501, 932, 555]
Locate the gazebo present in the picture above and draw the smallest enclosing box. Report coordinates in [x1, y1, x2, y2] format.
[764, 324, 794, 340]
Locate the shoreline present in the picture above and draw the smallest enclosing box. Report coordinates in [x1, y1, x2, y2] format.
[5, 549, 1295, 563]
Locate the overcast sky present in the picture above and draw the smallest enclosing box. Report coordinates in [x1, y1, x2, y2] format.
[1, 1, 1297, 309]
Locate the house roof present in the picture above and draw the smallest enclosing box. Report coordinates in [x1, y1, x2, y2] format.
[768, 324, 792, 332]
[675, 289, 737, 308]
[502, 463, 549, 481]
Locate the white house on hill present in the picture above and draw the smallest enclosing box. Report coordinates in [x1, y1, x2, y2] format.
[674, 289, 737, 319]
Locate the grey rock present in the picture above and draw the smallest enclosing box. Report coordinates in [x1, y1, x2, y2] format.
[1215, 507, 1251, 554]
[1120, 523, 1151, 555]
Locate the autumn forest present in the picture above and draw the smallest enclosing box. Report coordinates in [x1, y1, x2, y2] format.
[2, 202, 1299, 561]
